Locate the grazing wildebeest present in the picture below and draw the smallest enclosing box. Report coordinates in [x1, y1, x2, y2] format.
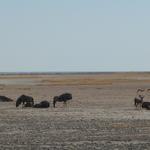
[33, 100, 50, 108]
[0, 96, 13, 102]
[134, 95, 144, 108]
[53, 93, 72, 108]
[142, 102, 150, 110]
[16, 95, 34, 107]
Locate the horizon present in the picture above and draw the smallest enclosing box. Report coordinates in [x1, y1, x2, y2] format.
[0, 71, 149, 75]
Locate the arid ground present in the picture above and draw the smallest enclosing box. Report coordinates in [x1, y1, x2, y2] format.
[0, 73, 150, 150]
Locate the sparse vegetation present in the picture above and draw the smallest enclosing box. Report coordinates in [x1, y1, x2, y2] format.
[0, 73, 150, 149]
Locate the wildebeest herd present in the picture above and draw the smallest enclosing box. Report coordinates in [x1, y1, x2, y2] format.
[0, 93, 73, 108]
[0, 89, 150, 110]
[134, 88, 150, 110]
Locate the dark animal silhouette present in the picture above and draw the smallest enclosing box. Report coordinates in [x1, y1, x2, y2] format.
[142, 102, 150, 110]
[53, 93, 72, 108]
[134, 95, 144, 108]
[0, 96, 13, 102]
[33, 100, 50, 108]
[24, 102, 33, 107]
[16, 95, 34, 107]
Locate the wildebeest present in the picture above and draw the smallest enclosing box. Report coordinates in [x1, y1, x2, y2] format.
[0, 96, 13, 102]
[33, 100, 50, 108]
[16, 95, 34, 107]
[134, 95, 144, 108]
[53, 93, 72, 108]
[142, 102, 150, 110]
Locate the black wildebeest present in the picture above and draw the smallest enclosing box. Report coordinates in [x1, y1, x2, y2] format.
[0, 96, 13, 102]
[134, 95, 144, 108]
[16, 95, 34, 107]
[142, 102, 150, 110]
[53, 93, 72, 108]
[33, 100, 50, 108]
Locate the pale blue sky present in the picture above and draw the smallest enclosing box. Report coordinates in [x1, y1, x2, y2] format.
[0, 0, 150, 72]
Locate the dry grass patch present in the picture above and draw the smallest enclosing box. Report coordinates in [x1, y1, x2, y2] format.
[111, 123, 130, 129]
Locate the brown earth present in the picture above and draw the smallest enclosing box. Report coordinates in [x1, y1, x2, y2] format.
[0, 73, 150, 150]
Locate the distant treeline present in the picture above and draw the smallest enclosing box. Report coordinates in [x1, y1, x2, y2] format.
[0, 72, 150, 75]
[0, 72, 115, 75]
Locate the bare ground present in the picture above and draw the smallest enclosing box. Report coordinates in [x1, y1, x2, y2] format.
[0, 73, 150, 150]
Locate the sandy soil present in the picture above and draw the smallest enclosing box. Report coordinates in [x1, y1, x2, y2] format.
[0, 73, 150, 150]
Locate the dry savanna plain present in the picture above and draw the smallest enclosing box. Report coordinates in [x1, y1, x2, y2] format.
[0, 72, 150, 150]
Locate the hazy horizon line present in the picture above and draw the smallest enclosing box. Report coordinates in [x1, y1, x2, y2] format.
[0, 71, 150, 75]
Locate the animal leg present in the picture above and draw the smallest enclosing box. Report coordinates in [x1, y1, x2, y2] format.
[22, 103, 25, 108]
[135, 102, 138, 108]
[53, 100, 56, 108]
[63, 101, 67, 107]
[140, 103, 142, 110]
